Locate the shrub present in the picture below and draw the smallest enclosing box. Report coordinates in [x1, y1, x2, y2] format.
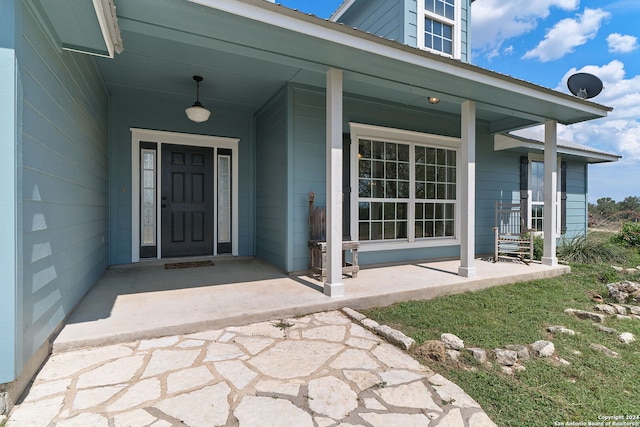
[533, 234, 543, 261]
[557, 234, 627, 264]
[617, 221, 640, 248]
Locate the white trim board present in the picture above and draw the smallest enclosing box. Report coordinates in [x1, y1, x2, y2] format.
[349, 122, 462, 252]
[130, 128, 240, 262]
[494, 133, 620, 164]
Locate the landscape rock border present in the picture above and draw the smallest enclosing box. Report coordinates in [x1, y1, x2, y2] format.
[342, 308, 566, 375]
[565, 300, 639, 349]
[342, 297, 638, 376]
[341, 307, 415, 351]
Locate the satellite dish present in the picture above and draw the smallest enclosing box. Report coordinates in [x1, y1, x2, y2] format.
[567, 73, 603, 99]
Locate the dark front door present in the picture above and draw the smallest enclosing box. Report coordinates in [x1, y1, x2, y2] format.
[161, 144, 214, 257]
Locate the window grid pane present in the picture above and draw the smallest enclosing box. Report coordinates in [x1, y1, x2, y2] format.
[531, 203, 544, 232]
[358, 138, 457, 243]
[358, 139, 411, 242]
[424, 18, 454, 55]
[425, 0, 455, 19]
[531, 161, 544, 203]
[140, 149, 156, 246]
[415, 147, 456, 201]
[413, 145, 456, 240]
[218, 155, 231, 243]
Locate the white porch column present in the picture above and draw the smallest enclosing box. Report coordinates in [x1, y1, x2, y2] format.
[324, 68, 344, 297]
[0, 0, 22, 399]
[542, 120, 558, 266]
[458, 100, 477, 278]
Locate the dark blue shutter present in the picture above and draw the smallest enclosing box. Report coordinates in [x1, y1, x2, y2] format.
[561, 161, 567, 234]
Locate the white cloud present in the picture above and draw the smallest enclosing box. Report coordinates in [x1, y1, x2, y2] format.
[559, 60, 640, 120]
[563, 120, 640, 161]
[556, 61, 640, 163]
[607, 33, 638, 53]
[523, 8, 610, 62]
[471, 0, 579, 55]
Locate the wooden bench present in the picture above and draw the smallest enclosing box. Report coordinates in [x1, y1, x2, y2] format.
[308, 192, 359, 282]
[308, 240, 359, 282]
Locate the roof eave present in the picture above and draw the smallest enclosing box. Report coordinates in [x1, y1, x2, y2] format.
[189, 0, 612, 124]
[495, 134, 621, 164]
[329, 0, 356, 21]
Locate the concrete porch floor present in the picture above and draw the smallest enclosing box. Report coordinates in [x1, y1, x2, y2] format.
[53, 257, 570, 352]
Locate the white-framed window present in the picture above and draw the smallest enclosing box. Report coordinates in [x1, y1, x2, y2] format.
[417, 0, 461, 58]
[527, 155, 561, 235]
[350, 123, 461, 251]
[217, 154, 231, 244]
[141, 148, 157, 246]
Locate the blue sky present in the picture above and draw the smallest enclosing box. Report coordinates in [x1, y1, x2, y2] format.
[278, 0, 640, 203]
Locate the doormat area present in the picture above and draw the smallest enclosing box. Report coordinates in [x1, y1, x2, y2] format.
[164, 260, 215, 269]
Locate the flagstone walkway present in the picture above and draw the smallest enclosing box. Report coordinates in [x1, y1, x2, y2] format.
[7, 310, 496, 427]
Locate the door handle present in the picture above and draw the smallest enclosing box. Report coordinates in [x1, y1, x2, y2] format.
[161, 204, 167, 209]
[161, 195, 167, 201]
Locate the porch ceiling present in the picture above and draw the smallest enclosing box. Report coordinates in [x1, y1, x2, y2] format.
[96, 0, 611, 131]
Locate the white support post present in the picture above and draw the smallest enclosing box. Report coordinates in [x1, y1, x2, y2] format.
[0, 0, 22, 399]
[324, 68, 344, 297]
[458, 101, 477, 278]
[542, 120, 558, 266]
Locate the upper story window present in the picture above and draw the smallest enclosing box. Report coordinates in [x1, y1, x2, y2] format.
[418, 0, 461, 58]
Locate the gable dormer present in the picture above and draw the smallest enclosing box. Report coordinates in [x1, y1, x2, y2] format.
[331, 0, 472, 63]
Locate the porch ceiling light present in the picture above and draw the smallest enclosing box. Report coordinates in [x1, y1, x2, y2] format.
[185, 75, 211, 123]
[428, 97, 440, 104]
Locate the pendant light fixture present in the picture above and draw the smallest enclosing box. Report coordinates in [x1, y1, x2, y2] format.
[185, 75, 211, 123]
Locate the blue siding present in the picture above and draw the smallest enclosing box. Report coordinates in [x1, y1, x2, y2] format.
[107, 88, 255, 264]
[337, 0, 471, 60]
[291, 87, 327, 271]
[255, 88, 288, 270]
[474, 129, 590, 254]
[289, 84, 461, 271]
[336, 0, 404, 43]
[18, 0, 109, 382]
[289, 88, 589, 266]
[565, 161, 588, 238]
[475, 126, 520, 255]
[406, 0, 417, 47]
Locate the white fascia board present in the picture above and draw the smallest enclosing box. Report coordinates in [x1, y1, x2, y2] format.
[494, 134, 541, 151]
[92, 0, 124, 58]
[494, 134, 620, 163]
[189, 0, 610, 119]
[329, 0, 356, 21]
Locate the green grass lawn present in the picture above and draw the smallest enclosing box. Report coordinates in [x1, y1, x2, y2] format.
[364, 258, 640, 426]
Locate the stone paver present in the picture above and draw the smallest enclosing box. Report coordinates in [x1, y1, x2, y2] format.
[6, 310, 497, 426]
